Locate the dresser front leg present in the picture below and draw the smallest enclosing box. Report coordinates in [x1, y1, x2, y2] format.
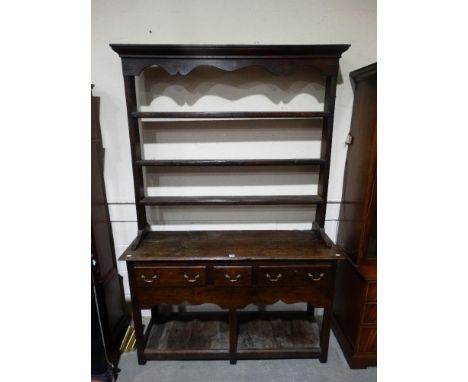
[128, 266, 146, 365]
[132, 305, 146, 365]
[307, 303, 315, 320]
[319, 306, 332, 363]
[229, 309, 238, 365]
[151, 305, 159, 321]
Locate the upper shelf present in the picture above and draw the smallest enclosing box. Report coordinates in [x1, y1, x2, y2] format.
[131, 111, 331, 119]
[140, 195, 324, 206]
[136, 159, 326, 167]
[110, 44, 351, 76]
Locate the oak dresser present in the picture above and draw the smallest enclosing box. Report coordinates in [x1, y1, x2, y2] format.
[111, 44, 350, 364]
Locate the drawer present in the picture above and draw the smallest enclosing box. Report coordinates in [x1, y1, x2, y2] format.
[358, 327, 377, 353]
[134, 266, 206, 287]
[366, 282, 377, 302]
[257, 265, 331, 287]
[362, 303, 377, 324]
[213, 266, 252, 287]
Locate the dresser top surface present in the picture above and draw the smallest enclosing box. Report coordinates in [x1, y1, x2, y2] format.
[120, 230, 339, 262]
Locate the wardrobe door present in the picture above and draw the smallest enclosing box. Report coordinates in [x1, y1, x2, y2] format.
[337, 68, 377, 265]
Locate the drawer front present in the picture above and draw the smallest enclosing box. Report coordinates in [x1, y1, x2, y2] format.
[134, 266, 206, 287]
[362, 303, 377, 324]
[358, 327, 377, 353]
[213, 266, 252, 287]
[257, 265, 331, 287]
[366, 282, 377, 302]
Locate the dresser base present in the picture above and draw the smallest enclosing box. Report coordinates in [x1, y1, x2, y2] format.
[121, 230, 340, 365]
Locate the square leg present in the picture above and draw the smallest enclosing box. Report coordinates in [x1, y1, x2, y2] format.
[319, 307, 332, 363]
[131, 304, 146, 365]
[229, 309, 238, 365]
[307, 303, 315, 320]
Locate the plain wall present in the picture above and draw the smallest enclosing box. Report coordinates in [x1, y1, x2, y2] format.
[91, 0, 376, 304]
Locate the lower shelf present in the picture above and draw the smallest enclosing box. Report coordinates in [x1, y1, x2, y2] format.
[146, 315, 229, 352]
[142, 311, 322, 360]
[239, 315, 320, 350]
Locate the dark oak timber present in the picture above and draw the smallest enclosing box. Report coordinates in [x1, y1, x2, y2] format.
[110, 44, 351, 57]
[142, 311, 326, 361]
[132, 111, 330, 119]
[313, 221, 334, 248]
[315, 75, 338, 227]
[91, 89, 129, 366]
[229, 309, 238, 364]
[332, 63, 377, 369]
[136, 159, 326, 167]
[123, 76, 148, 237]
[112, 44, 349, 365]
[119, 230, 339, 262]
[110, 44, 350, 76]
[140, 195, 324, 206]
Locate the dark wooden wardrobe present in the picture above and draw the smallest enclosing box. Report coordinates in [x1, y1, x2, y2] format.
[332, 63, 377, 368]
[91, 86, 129, 377]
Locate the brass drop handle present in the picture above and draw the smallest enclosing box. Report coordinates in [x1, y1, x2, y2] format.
[184, 273, 200, 283]
[265, 273, 282, 282]
[224, 274, 242, 283]
[307, 272, 325, 281]
[140, 274, 159, 283]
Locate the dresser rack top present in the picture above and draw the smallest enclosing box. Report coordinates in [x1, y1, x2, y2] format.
[110, 44, 350, 57]
[110, 44, 350, 76]
[111, 43, 349, 250]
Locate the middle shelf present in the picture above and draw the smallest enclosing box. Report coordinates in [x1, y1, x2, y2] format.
[139, 195, 324, 206]
[131, 111, 331, 119]
[136, 159, 326, 167]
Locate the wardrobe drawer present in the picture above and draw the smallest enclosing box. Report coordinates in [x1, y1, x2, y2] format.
[366, 283, 377, 302]
[134, 266, 206, 287]
[257, 265, 331, 287]
[362, 303, 377, 324]
[358, 327, 377, 353]
[213, 266, 252, 287]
